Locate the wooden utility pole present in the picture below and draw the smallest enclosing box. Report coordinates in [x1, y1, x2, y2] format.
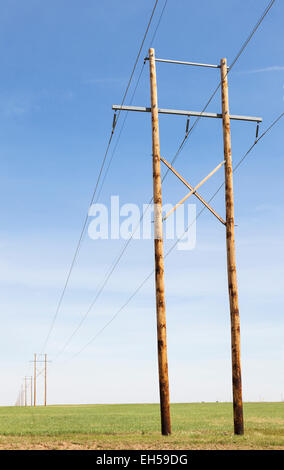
[44, 354, 47, 407]
[113, 51, 261, 437]
[33, 353, 36, 407]
[24, 377, 27, 407]
[30, 354, 49, 406]
[30, 376, 33, 406]
[149, 47, 171, 436]
[21, 385, 24, 407]
[220, 57, 244, 435]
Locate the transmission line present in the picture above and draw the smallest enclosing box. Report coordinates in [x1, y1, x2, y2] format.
[169, 0, 276, 168]
[40, 0, 161, 353]
[51, 0, 275, 360]
[96, 0, 168, 202]
[68, 111, 283, 360]
[52, 1, 169, 360]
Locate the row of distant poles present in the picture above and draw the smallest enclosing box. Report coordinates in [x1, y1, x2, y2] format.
[15, 354, 49, 407]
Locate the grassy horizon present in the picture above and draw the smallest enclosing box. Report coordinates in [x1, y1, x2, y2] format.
[0, 402, 283, 450]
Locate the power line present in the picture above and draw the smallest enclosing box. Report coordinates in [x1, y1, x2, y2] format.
[229, 0, 276, 71]
[168, 0, 276, 168]
[52, 1, 169, 361]
[165, 112, 284, 257]
[67, 111, 283, 360]
[96, 0, 169, 203]
[51, 0, 275, 359]
[95, 64, 146, 204]
[40, 0, 161, 354]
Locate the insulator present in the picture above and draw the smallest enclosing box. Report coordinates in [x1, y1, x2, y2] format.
[186, 117, 190, 134]
[112, 112, 117, 131]
[255, 122, 260, 141]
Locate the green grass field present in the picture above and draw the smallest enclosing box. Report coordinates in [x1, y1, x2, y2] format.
[0, 402, 283, 450]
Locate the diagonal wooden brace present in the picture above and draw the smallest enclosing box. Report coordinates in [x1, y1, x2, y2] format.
[160, 157, 226, 225]
[163, 160, 225, 221]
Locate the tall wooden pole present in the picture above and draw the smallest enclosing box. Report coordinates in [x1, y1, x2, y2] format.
[44, 354, 47, 407]
[149, 47, 171, 436]
[30, 376, 33, 407]
[24, 377, 27, 407]
[220, 57, 244, 435]
[34, 353, 36, 407]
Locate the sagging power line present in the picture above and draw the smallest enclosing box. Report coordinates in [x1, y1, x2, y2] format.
[69, 109, 283, 366]
[40, 0, 164, 355]
[16, 0, 283, 436]
[51, 0, 275, 365]
[51, 0, 169, 362]
[113, 47, 264, 436]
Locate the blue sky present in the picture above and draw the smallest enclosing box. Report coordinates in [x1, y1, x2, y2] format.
[0, 0, 283, 407]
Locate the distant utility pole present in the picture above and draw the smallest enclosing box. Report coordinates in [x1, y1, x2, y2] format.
[44, 354, 47, 407]
[21, 384, 24, 407]
[33, 353, 37, 407]
[23, 376, 33, 407]
[24, 377, 27, 407]
[15, 390, 21, 407]
[112, 48, 262, 436]
[30, 376, 33, 406]
[30, 354, 50, 407]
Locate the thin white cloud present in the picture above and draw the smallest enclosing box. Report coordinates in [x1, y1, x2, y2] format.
[239, 66, 284, 74]
[82, 77, 124, 85]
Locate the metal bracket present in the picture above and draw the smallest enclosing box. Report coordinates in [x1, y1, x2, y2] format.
[144, 57, 230, 70]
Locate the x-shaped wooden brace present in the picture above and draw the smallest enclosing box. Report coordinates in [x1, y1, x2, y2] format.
[160, 157, 226, 225]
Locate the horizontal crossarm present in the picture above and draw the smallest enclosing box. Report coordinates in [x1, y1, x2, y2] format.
[144, 57, 226, 69]
[112, 105, 262, 123]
